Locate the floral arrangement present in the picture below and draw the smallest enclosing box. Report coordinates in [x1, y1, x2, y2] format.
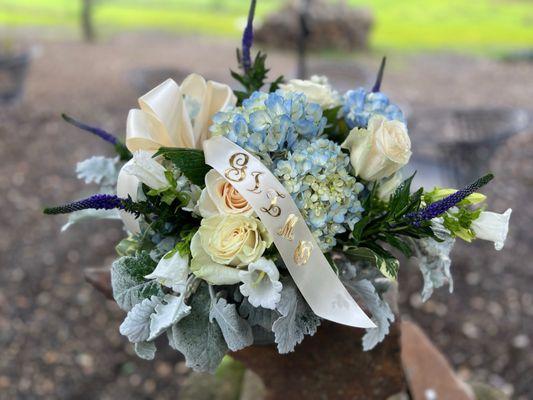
[44, 2, 511, 373]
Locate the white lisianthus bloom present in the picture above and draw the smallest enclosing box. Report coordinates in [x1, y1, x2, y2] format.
[471, 208, 512, 251]
[341, 115, 412, 181]
[190, 215, 272, 285]
[145, 250, 189, 293]
[198, 170, 253, 217]
[279, 75, 340, 109]
[122, 150, 169, 191]
[378, 172, 403, 202]
[239, 258, 282, 310]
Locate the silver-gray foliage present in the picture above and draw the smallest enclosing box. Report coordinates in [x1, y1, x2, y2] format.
[239, 297, 280, 331]
[134, 341, 157, 360]
[61, 208, 121, 232]
[111, 256, 163, 311]
[169, 285, 228, 373]
[210, 297, 253, 352]
[413, 223, 455, 302]
[119, 295, 161, 343]
[347, 279, 395, 351]
[76, 156, 119, 188]
[272, 277, 321, 354]
[340, 258, 395, 351]
[148, 294, 191, 341]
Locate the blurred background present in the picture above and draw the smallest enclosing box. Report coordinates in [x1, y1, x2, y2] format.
[0, 0, 532, 399]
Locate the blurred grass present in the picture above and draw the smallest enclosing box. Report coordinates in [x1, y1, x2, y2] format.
[1, 0, 532, 53]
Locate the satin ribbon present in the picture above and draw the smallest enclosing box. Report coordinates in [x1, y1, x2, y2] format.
[203, 136, 376, 329]
[116, 74, 236, 233]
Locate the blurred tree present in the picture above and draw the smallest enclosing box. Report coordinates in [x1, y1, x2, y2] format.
[81, 0, 95, 42]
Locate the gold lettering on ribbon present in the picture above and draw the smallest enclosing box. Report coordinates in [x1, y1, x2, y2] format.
[260, 191, 282, 217]
[266, 188, 286, 200]
[224, 153, 249, 182]
[278, 214, 298, 241]
[247, 171, 263, 194]
[294, 240, 313, 266]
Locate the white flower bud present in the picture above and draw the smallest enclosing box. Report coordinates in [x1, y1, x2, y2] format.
[471, 208, 512, 251]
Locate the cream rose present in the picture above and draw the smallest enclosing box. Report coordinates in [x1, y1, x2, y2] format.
[198, 170, 253, 217]
[341, 115, 411, 181]
[190, 215, 272, 285]
[279, 75, 340, 109]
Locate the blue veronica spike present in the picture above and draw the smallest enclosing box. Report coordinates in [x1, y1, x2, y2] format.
[407, 173, 494, 224]
[371, 57, 387, 93]
[242, 0, 257, 72]
[43, 194, 130, 215]
[62, 113, 120, 145]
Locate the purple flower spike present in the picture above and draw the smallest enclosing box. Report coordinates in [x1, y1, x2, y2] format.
[242, 0, 257, 72]
[43, 194, 128, 215]
[371, 57, 387, 93]
[62, 113, 119, 145]
[408, 173, 494, 224]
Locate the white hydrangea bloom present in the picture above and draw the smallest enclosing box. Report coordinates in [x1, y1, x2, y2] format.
[239, 258, 282, 310]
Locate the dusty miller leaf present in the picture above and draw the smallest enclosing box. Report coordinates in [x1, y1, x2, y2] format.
[239, 297, 279, 331]
[76, 156, 119, 187]
[134, 341, 156, 360]
[272, 277, 321, 354]
[61, 208, 120, 232]
[148, 293, 191, 341]
[413, 223, 456, 302]
[209, 297, 253, 352]
[119, 296, 162, 343]
[169, 284, 228, 373]
[345, 279, 395, 351]
[111, 254, 163, 311]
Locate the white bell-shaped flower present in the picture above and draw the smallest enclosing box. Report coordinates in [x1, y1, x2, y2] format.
[122, 150, 169, 191]
[239, 258, 283, 310]
[471, 208, 512, 251]
[145, 250, 190, 293]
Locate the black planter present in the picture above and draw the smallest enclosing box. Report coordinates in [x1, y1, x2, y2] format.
[0, 52, 30, 105]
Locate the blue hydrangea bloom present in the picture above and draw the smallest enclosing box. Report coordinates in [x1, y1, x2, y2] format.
[210, 91, 326, 162]
[342, 88, 405, 129]
[273, 138, 364, 250]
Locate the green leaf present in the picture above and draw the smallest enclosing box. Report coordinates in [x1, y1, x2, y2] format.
[352, 215, 371, 244]
[344, 247, 399, 281]
[155, 147, 211, 187]
[383, 234, 413, 258]
[388, 173, 416, 218]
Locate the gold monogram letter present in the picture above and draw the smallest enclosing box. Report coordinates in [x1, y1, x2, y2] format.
[247, 171, 263, 194]
[294, 240, 313, 266]
[224, 153, 249, 182]
[278, 214, 298, 241]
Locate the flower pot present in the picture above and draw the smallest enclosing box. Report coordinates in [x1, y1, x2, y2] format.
[231, 320, 406, 400]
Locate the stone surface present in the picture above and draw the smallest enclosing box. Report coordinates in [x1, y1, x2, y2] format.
[401, 320, 474, 400]
[255, 0, 373, 51]
[231, 321, 405, 400]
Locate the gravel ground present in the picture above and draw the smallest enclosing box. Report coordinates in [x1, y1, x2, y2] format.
[0, 33, 531, 399]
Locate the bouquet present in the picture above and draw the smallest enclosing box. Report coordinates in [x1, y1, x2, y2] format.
[45, 2, 511, 373]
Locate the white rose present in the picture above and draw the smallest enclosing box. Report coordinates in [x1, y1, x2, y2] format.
[190, 215, 272, 285]
[378, 172, 403, 202]
[122, 150, 169, 191]
[471, 208, 512, 251]
[198, 170, 253, 217]
[341, 115, 412, 181]
[239, 258, 282, 310]
[279, 75, 340, 109]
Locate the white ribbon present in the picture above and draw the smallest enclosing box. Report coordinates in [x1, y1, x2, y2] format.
[203, 136, 376, 328]
[116, 74, 237, 233]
